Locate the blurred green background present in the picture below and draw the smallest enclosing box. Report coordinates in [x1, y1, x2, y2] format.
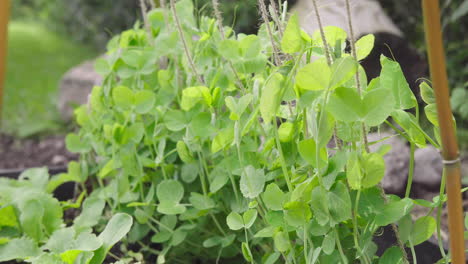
[5, 0, 468, 142]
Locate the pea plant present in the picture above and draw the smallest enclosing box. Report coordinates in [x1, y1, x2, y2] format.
[0, 168, 133, 263]
[54, 0, 456, 263]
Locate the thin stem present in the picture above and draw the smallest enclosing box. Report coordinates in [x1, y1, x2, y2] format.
[303, 224, 308, 262]
[436, 170, 448, 260]
[211, 0, 245, 92]
[258, 0, 281, 66]
[269, 0, 284, 38]
[335, 228, 348, 264]
[311, 0, 332, 66]
[138, 0, 152, 39]
[273, 123, 292, 191]
[409, 239, 417, 264]
[169, 0, 205, 85]
[405, 142, 415, 197]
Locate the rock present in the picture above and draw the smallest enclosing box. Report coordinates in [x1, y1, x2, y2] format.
[367, 132, 409, 195]
[413, 146, 442, 188]
[291, 0, 402, 39]
[58, 59, 102, 121]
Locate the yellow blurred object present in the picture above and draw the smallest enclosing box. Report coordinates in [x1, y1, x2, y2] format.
[0, 0, 10, 122]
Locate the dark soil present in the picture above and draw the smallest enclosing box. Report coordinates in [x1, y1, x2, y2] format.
[0, 133, 77, 171]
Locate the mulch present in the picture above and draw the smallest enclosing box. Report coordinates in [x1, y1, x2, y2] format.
[0, 133, 77, 171]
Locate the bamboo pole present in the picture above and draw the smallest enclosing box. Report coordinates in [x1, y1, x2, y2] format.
[421, 1, 466, 263]
[0, 0, 10, 123]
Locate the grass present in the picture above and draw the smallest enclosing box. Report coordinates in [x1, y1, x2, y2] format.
[2, 21, 97, 137]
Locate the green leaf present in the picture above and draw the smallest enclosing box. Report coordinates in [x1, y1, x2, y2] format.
[203, 236, 223, 248]
[375, 198, 413, 226]
[379, 246, 404, 264]
[218, 39, 241, 59]
[94, 58, 111, 76]
[355, 34, 375, 60]
[176, 141, 193, 163]
[180, 86, 210, 111]
[424, 104, 439, 127]
[157, 180, 184, 204]
[241, 242, 253, 262]
[262, 183, 285, 210]
[380, 55, 416, 110]
[420, 81, 435, 104]
[398, 214, 412, 244]
[361, 152, 385, 188]
[322, 232, 336, 255]
[310, 186, 330, 226]
[164, 109, 188, 132]
[312, 26, 347, 51]
[225, 94, 253, 121]
[296, 59, 331, 91]
[134, 90, 155, 114]
[283, 201, 312, 227]
[181, 163, 199, 183]
[243, 209, 258, 229]
[239, 166, 265, 199]
[410, 216, 436, 246]
[20, 199, 44, 241]
[0, 205, 18, 228]
[73, 197, 105, 232]
[260, 73, 284, 124]
[65, 133, 91, 153]
[254, 226, 276, 238]
[281, 13, 303, 53]
[278, 122, 295, 142]
[273, 231, 290, 252]
[89, 213, 133, 264]
[189, 192, 215, 210]
[329, 57, 358, 89]
[226, 212, 243, 230]
[0, 237, 40, 261]
[298, 138, 328, 169]
[112, 86, 134, 109]
[211, 127, 234, 153]
[328, 182, 352, 224]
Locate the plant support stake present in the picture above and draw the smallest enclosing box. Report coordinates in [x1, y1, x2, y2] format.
[422, 1, 466, 263]
[0, 0, 10, 124]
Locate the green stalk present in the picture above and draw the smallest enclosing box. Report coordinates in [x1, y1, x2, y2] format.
[409, 239, 417, 264]
[303, 224, 308, 262]
[436, 170, 448, 260]
[335, 228, 348, 264]
[273, 123, 293, 191]
[405, 142, 416, 197]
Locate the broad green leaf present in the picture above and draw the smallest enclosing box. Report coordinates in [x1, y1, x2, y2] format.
[260, 73, 284, 123]
[190, 112, 215, 138]
[241, 242, 253, 262]
[278, 122, 295, 142]
[225, 94, 253, 121]
[410, 216, 436, 246]
[398, 214, 412, 244]
[239, 166, 265, 199]
[329, 57, 358, 89]
[328, 182, 352, 224]
[163, 109, 187, 131]
[65, 133, 91, 153]
[254, 226, 276, 238]
[157, 180, 184, 204]
[0, 237, 40, 261]
[218, 39, 241, 59]
[74, 197, 105, 232]
[355, 34, 375, 60]
[262, 183, 285, 210]
[151, 230, 172, 243]
[312, 26, 347, 51]
[243, 209, 258, 228]
[281, 13, 303, 53]
[420, 81, 435, 104]
[181, 163, 199, 183]
[298, 138, 328, 169]
[20, 199, 44, 241]
[327, 87, 362, 123]
[226, 212, 243, 230]
[362, 88, 395, 126]
[203, 236, 223, 248]
[90, 213, 133, 264]
[380, 56, 416, 110]
[180, 86, 210, 111]
[263, 252, 281, 264]
[322, 232, 336, 255]
[209, 169, 229, 193]
[361, 152, 385, 188]
[134, 90, 155, 114]
[112, 86, 134, 109]
[273, 231, 290, 252]
[283, 201, 312, 227]
[375, 198, 413, 226]
[391, 110, 426, 146]
[425, 104, 439, 127]
[176, 141, 193, 163]
[94, 58, 111, 76]
[296, 59, 331, 91]
[170, 228, 187, 246]
[379, 246, 404, 264]
[211, 127, 234, 153]
[0, 205, 18, 228]
[189, 192, 215, 210]
[310, 186, 330, 226]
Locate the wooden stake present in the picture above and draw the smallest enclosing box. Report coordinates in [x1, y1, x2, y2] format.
[422, 1, 466, 263]
[0, 0, 11, 124]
